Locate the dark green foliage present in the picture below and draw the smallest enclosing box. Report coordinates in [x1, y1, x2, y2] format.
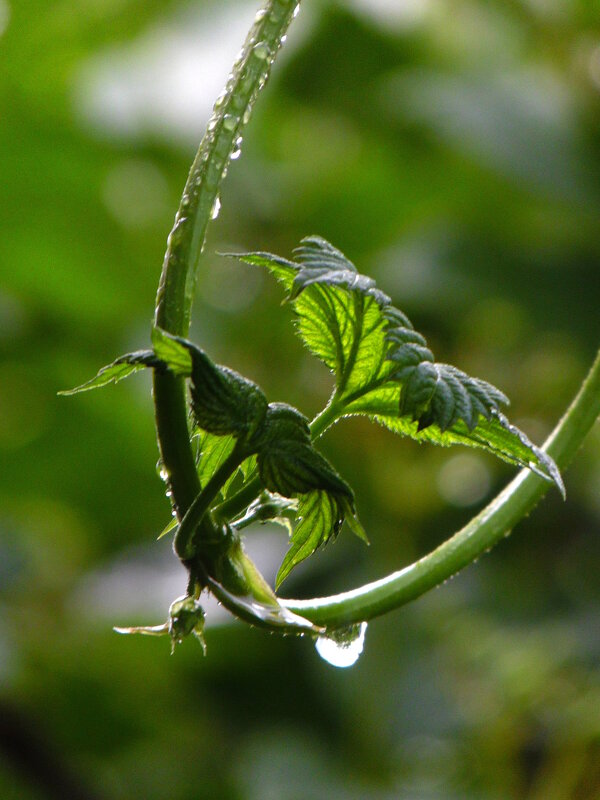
[182, 337, 268, 442]
[63, 232, 564, 586]
[256, 403, 350, 497]
[254, 403, 367, 582]
[63, 327, 366, 580]
[235, 236, 563, 493]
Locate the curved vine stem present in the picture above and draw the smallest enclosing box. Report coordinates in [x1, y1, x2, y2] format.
[151, 0, 600, 635]
[152, 0, 299, 536]
[283, 349, 600, 627]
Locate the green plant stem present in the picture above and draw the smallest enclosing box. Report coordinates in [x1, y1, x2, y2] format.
[152, 0, 300, 550]
[214, 475, 262, 521]
[282, 348, 600, 627]
[173, 444, 247, 560]
[149, 0, 600, 638]
[310, 398, 345, 438]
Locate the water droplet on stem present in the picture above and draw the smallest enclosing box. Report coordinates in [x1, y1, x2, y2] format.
[315, 622, 367, 668]
[231, 136, 243, 160]
[253, 41, 270, 61]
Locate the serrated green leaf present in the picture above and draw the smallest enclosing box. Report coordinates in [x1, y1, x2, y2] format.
[59, 350, 159, 395]
[276, 490, 340, 588]
[291, 236, 391, 306]
[229, 251, 296, 292]
[236, 235, 562, 491]
[234, 237, 390, 399]
[256, 403, 354, 499]
[171, 336, 267, 442]
[151, 326, 193, 376]
[345, 382, 564, 495]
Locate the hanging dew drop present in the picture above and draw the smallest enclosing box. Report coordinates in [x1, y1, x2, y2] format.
[211, 195, 221, 219]
[223, 114, 237, 132]
[315, 622, 367, 668]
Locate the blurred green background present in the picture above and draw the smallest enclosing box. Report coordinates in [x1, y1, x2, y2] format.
[1, 0, 600, 797]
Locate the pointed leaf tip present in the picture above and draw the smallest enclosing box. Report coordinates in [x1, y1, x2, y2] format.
[275, 489, 366, 587]
[58, 350, 159, 395]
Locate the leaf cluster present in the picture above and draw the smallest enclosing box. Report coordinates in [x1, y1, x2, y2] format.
[235, 236, 563, 492]
[63, 326, 365, 585]
[62, 235, 563, 593]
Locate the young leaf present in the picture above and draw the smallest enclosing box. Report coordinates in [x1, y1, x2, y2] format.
[255, 403, 367, 542]
[223, 454, 258, 499]
[343, 375, 564, 492]
[259, 438, 352, 498]
[234, 236, 563, 492]
[194, 430, 237, 489]
[234, 237, 390, 398]
[157, 515, 178, 540]
[59, 350, 161, 395]
[276, 490, 342, 588]
[256, 403, 355, 497]
[60, 327, 190, 397]
[231, 491, 298, 534]
[250, 403, 367, 586]
[168, 335, 268, 442]
[193, 428, 257, 499]
[151, 326, 193, 376]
